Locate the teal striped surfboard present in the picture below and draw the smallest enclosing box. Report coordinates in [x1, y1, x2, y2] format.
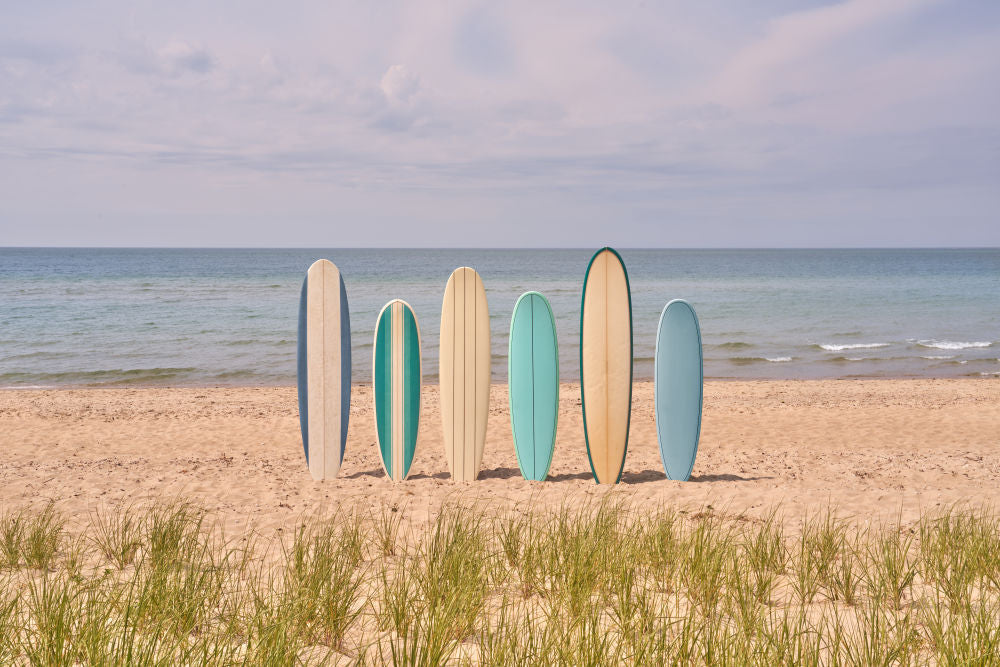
[373, 299, 421, 482]
[508, 292, 559, 481]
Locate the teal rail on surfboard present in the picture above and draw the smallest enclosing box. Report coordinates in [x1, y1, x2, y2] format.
[654, 299, 703, 481]
[579, 247, 633, 485]
[374, 300, 421, 481]
[508, 292, 559, 481]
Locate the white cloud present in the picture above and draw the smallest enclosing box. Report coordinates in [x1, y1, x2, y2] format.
[380, 65, 419, 105]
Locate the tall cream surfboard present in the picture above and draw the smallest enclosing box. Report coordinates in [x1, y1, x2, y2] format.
[296, 259, 351, 481]
[580, 247, 632, 485]
[439, 267, 491, 482]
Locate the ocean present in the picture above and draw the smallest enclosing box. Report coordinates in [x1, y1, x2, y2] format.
[1, 248, 997, 387]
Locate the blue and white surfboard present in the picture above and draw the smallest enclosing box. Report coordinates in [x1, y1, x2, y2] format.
[296, 259, 352, 480]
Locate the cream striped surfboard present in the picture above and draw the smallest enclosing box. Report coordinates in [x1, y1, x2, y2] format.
[580, 247, 633, 485]
[373, 300, 421, 482]
[439, 267, 491, 482]
[296, 259, 352, 481]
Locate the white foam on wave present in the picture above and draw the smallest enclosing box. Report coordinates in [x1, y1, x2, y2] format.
[766, 357, 792, 362]
[920, 355, 955, 360]
[819, 343, 889, 352]
[916, 340, 991, 350]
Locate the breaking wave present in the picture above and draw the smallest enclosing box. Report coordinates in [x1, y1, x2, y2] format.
[817, 343, 890, 352]
[915, 340, 991, 350]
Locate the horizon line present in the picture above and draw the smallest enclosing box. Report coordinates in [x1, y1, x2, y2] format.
[3, 245, 999, 251]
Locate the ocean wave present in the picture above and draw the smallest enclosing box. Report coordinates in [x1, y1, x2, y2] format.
[915, 340, 991, 350]
[920, 355, 955, 360]
[0, 367, 199, 386]
[817, 343, 889, 352]
[711, 342, 753, 350]
[727, 356, 792, 365]
[727, 357, 765, 365]
[212, 369, 258, 379]
[0, 351, 72, 362]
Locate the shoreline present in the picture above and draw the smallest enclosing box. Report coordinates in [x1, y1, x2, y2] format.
[2, 374, 997, 391]
[2, 379, 998, 538]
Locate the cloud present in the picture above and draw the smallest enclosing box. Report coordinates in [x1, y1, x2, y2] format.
[380, 65, 419, 105]
[703, 0, 942, 109]
[157, 40, 214, 75]
[0, 0, 996, 246]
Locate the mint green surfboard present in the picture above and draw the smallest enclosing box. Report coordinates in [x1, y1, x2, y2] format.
[508, 292, 559, 481]
[374, 299, 421, 482]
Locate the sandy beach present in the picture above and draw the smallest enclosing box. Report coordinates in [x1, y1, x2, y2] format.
[2, 379, 997, 534]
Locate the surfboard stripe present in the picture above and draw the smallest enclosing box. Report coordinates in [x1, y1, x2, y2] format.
[339, 276, 351, 461]
[580, 248, 632, 485]
[297, 277, 309, 462]
[375, 304, 392, 478]
[402, 306, 419, 476]
[464, 268, 477, 481]
[391, 301, 404, 481]
[454, 270, 466, 478]
[473, 270, 490, 476]
[530, 294, 558, 477]
[510, 295, 535, 474]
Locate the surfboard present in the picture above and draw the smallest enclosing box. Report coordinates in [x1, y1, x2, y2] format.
[655, 299, 703, 481]
[373, 299, 421, 482]
[439, 267, 490, 482]
[296, 259, 352, 481]
[508, 292, 559, 481]
[580, 247, 632, 485]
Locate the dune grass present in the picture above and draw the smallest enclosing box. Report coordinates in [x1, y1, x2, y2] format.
[0, 498, 996, 664]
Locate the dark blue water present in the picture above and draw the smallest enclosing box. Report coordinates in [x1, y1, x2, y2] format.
[1, 248, 997, 386]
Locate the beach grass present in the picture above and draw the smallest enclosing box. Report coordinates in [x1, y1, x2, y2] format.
[0, 499, 997, 664]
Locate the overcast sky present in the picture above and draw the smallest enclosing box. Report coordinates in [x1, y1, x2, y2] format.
[1, 0, 997, 247]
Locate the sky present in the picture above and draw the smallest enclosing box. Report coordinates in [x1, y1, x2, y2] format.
[0, 0, 997, 247]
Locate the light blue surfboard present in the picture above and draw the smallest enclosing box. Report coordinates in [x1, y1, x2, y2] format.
[508, 292, 559, 481]
[654, 299, 703, 481]
[296, 259, 352, 480]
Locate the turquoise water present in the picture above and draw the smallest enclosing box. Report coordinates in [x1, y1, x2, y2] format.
[1, 248, 997, 386]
